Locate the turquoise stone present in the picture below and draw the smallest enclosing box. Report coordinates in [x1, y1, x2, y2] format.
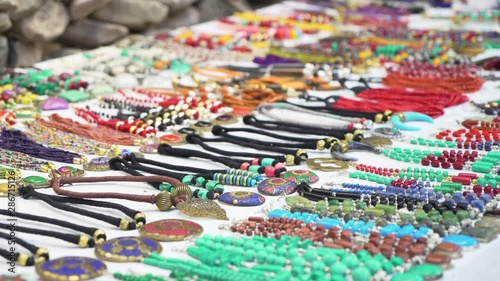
[442, 234, 478, 248]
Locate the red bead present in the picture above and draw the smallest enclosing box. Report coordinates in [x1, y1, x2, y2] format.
[431, 160, 440, 168]
[265, 166, 276, 177]
[493, 188, 500, 197]
[421, 158, 430, 166]
[452, 176, 471, 185]
[484, 186, 493, 195]
[441, 162, 451, 169]
[452, 162, 464, 170]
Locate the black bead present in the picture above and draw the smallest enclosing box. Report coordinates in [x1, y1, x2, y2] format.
[423, 203, 433, 213]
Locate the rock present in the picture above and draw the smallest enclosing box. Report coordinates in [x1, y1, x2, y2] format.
[156, 0, 195, 13]
[8, 0, 43, 21]
[49, 47, 84, 59]
[0, 0, 16, 11]
[69, 0, 111, 21]
[59, 19, 129, 49]
[197, 0, 251, 22]
[146, 6, 200, 34]
[0, 12, 11, 33]
[11, 0, 69, 42]
[0, 36, 7, 69]
[92, 0, 169, 31]
[9, 40, 42, 67]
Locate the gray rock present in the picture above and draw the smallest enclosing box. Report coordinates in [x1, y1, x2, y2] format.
[9, 40, 42, 67]
[0, 0, 16, 11]
[69, 0, 111, 21]
[197, 0, 250, 22]
[49, 47, 84, 59]
[147, 6, 200, 33]
[11, 0, 69, 42]
[0, 12, 11, 32]
[8, 0, 43, 21]
[92, 0, 168, 31]
[156, 0, 195, 13]
[0, 36, 7, 69]
[59, 19, 129, 48]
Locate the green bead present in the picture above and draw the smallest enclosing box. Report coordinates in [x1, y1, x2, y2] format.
[342, 253, 359, 269]
[365, 208, 384, 217]
[330, 262, 348, 275]
[261, 158, 275, 167]
[311, 260, 326, 272]
[381, 261, 394, 273]
[408, 263, 443, 280]
[414, 209, 428, 222]
[330, 275, 346, 281]
[322, 254, 338, 266]
[456, 210, 471, 221]
[391, 273, 424, 281]
[304, 249, 318, 262]
[390, 256, 404, 266]
[352, 266, 371, 281]
[256, 251, 267, 263]
[375, 204, 395, 215]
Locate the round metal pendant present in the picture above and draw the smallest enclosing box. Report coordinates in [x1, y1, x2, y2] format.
[83, 157, 110, 171]
[139, 143, 159, 154]
[159, 133, 186, 146]
[36, 257, 106, 281]
[19, 175, 49, 189]
[257, 178, 297, 196]
[139, 219, 203, 242]
[211, 114, 237, 125]
[281, 169, 319, 184]
[95, 236, 161, 262]
[49, 166, 85, 178]
[218, 191, 265, 206]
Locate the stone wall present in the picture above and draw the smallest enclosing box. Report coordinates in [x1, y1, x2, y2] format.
[0, 0, 253, 68]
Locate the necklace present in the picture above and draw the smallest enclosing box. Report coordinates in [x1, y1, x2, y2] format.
[0, 148, 53, 172]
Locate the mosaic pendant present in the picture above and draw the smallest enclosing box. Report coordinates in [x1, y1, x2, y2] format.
[218, 191, 265, 206]
[212, 114, 238, 125]
[139, 219, 203, 242]
[159, 133, 186, 146]
[257, 178, 297, 196]
[281, 169, 319, 184]
[49, 166, 85, 178]
[139, 143, 159, 154]
[83, 157, 110, 171]
[36, 257, 106, 281]
[20, 175, 49, 189]
[94, 237, 162, 262]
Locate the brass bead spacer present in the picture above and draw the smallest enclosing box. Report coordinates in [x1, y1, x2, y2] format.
[394, 112, 405, 122]
[35, 248, 49, 263]
[374, 113, 383, 123]
[40, 165, 50, 173]
[383, 110, 392, 116]
[95, 148, 107, 156]
[344, 133, 354, 141]
[133, 139, 143, 146]
[134, 213, 146, 228]
[296, 149, 307, 157]
[17, 253, 30, 266]
[172, 184, 193, 199]
[316, 140, 326, 151]
[285, 155, 295, 166]
[93, 229, 106, 244]
[338, 140, 349, 153]
[78, 235, 90, 248]
[155, 191, 174, 211]
[119, 218, 130, 230]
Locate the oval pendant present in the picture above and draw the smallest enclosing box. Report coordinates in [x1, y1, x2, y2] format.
[49, 166, 85, 178]
[281, 169, 319, 184]
[257, 178, 297, 196]
[218, 191, 265, 206]
[20, 175, 49, 189]
[139, 219, 203, 242]
[36, 257, 106, 281]
[83, 157, 110, 172]
[94, 237, 162, 262]
[372, 127, 405, 139]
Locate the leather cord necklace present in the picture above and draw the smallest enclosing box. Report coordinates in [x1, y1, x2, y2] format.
[0, 232, 48, 266]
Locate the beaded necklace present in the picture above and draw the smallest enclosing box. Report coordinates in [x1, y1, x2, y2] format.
[0, 148, 53, 172]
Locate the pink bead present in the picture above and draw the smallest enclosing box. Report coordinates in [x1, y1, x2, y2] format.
[252, 158, 259, 165]
[240, 162, 250, 170]
[265, 166, 276, 177]
[274, 162, 286, 169]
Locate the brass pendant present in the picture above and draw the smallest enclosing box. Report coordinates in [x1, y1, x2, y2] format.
[36, 257, 106, 281]
[159, 133, 187, 146]
[176, 198, 229, 220]
[305, 158, 349, 172]
[48, 166, 85, 178]
[94, 236, 162, 262]
[361, 136, 393, 148]
[211, 114, 238, 125]
[83, 157, 110, 172]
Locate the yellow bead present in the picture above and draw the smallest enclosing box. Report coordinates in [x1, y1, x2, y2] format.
[3, 84, 13, 90]
[432, 58, 440, 66]
[394, 56, 402, 63]
[21, 96, 31, 104]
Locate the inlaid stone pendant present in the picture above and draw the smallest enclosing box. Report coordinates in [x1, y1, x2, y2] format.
[20, 175, 50, 189]
[36, 257, 106, 281]
[281, 169, 319, 184]
[257, 178, 297, 196]
[218, 191, 265, 206]
[83, 157, 110, 171]
[139, 219, 203, 242]
[49, 166, 85, 178]
[94, 237, 162, 262]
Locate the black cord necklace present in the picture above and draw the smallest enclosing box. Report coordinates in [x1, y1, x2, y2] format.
[19, 185, 138, 230]
[0, 222, 94, 248]
[157, 144, 287, 178]
[0, 232, 49, 266]
[0, 209, 106, 244]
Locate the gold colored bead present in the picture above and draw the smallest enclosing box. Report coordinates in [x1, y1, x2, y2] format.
[492, 102, 498, 107]
[129, 126, 137, 133]
[93, 229, 106, 244]
[17, 253, 29, 266]
[344, 133, 354, 141]
[73, 158, 82, 164]
[119, 218, 130, 230]
[395, 112, 405, 122]
[173, 184, 193, 198]
[78, 235, 90, 248]
[296, 149, 307, 160]
[134, 213, 146, 227]
[133, 139, 142, 146]
[338, 140, 349, 153]
[285, 154, 295, 166]
[40, 165, 50, 173]
[383, 110, 392, 116]
[155, 191, 174, 211]
[353, 129, 363, 137]
[374, 113, 383, 123]
[95, 148, 107, 155]
[485, 104, 491, 108]
[316, 140, 326, 151]
[35, 248, 49, 263]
